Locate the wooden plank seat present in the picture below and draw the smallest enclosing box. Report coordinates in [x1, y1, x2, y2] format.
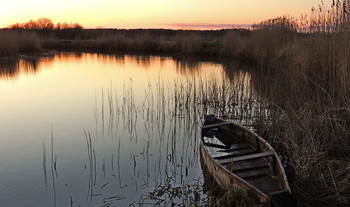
[218, 142, 251, 152]
[203, 142, 227, 149]
[217, 151, 275, 165]
[235, 166, 272, 179]
[227, 158, 271, 172]
[202, 136, 227, 148]
[213, 147, 256, 160]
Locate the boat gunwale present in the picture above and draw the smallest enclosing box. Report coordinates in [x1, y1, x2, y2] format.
[200, 141, 270, 203]
[200, 117, 291, 204]
[227, 120, 291, 194]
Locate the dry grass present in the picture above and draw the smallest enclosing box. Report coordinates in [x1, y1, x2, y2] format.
[0, 30, 41, 57]
[18, 32, 41, 53]
[40, 30, 217, 55]
[247, 27, 350, 206]
[174, 33, 205, 54]
[220, 31, 244, 57]
[0, 31, 18, 57]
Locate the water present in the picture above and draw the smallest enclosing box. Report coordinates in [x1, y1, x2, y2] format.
[0, 53, 258, 206]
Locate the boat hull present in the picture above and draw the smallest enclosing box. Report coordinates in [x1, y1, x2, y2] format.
[200, 141, 270, 206]
[200, 116, 291, 206]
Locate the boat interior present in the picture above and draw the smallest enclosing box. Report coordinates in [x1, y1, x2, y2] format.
[202, 121, 287, 195]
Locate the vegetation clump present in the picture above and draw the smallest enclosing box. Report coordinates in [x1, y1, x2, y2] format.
[0, 31, 40, 57]
[245, 2, 350, 205]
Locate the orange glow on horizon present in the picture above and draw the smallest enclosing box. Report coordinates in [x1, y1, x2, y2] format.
[1, 0, 318, 29]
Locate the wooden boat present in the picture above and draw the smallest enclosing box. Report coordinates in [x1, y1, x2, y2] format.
[200, 115, 293, 206]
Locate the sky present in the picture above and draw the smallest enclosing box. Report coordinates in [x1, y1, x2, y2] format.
[0, 0, 322, 29]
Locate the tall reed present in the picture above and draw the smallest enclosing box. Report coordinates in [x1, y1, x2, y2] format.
[0, 30, 41, 57]
[248, 24, 350, 206]
[0, 31, 18, 57]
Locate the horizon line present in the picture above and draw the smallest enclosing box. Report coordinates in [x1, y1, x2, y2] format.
[1, 18, 253, 30]
[160, 23, 252, 30]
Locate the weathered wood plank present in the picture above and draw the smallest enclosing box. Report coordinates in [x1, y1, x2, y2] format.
[203, 142, 227, 149]
[201, 116, 292, 205]
[217, 151, 275, 165]
[246, 175, 282, 194]
[203, 136, 226, 146]
[228, 158, 270, 172]
[235, 166, 272, 179]
[218, 142, 251, 152]
[213, 147, 256, 160]
[202, 121, 232, 129]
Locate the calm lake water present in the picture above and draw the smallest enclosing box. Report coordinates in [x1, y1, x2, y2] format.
[0, 53, 257, 206]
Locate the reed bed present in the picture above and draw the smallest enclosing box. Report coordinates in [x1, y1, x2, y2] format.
[112, 31, 350, 205]
[40, 30, 222, 56]
[91, 68, 265, 206]
[0, 30, 41, 57]
[225, 3, 350, 203]
[0, 31, 18, 57]
[247, 25, 350, 207]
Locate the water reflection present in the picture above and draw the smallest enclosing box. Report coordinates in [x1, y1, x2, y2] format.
[0, 58, 39, 79]
[0, 59, 18, 78]
[0, 52, 269, 206]
[0, 53, 220, 79]
[90, 83, 205, 205]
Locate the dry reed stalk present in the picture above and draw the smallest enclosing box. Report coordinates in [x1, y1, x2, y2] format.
[247, 21, 350, 204]
[0, 31, 19, 57]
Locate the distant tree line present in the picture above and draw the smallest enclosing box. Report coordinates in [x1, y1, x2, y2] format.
[8, 18, 83, 30]
[6, 18, 84, 39]
[3, 17, 252, 43]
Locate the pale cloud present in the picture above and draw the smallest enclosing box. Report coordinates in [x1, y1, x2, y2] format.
[162, 23, 252, 30]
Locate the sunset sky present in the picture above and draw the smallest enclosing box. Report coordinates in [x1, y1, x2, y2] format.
[1, 0, 320, 29]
